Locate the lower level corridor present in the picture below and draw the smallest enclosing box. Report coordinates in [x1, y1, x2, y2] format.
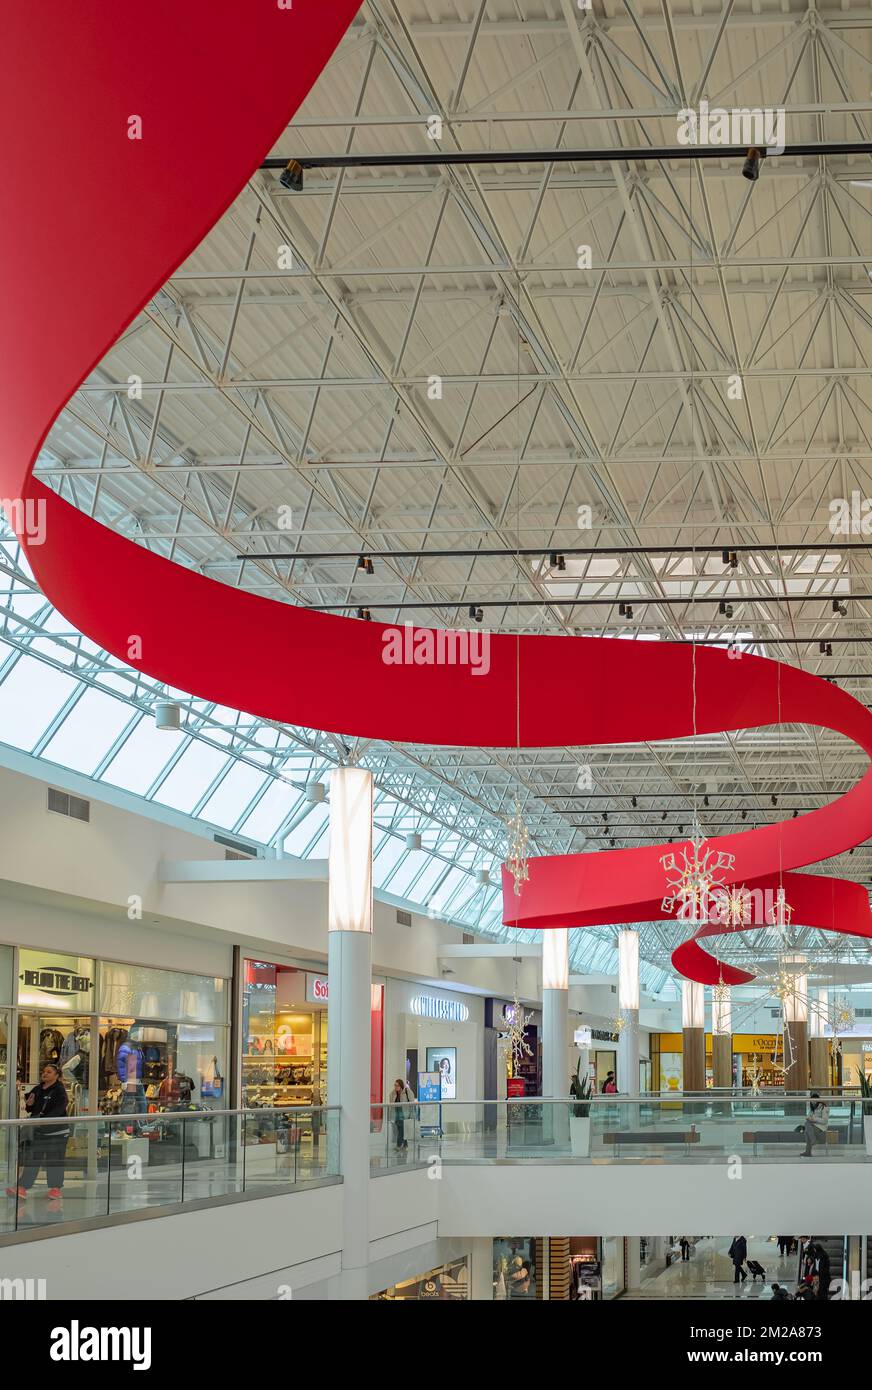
[625, 1236, 809, 1300]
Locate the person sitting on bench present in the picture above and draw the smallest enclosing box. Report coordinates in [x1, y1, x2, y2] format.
[800, 1093, 829, 1157]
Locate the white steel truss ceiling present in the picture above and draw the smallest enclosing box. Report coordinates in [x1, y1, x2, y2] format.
[11, 0, 872, 985]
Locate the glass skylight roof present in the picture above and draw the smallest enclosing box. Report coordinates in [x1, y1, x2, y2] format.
[0, 528, 667, 989]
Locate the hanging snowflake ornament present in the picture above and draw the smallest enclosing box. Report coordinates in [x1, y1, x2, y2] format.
[661, 820, 735, 923]
[746, 1053, 763, 1095]
[832, 995, 855, 1036]
[712, 975, 731, 1007]
[497, 993, 534, 1068]
[505, 799, 530, 896]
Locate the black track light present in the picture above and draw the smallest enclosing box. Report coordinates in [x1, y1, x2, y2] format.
[549, 551, 566, 571]
[833, 599, 847, 617]
[819, 640, 832, 656]
[626, 605, 633, 619]
[742, 147, 763, 181]
[741, 809, 747, 820]
[722, 549, 738, 569]
[719, 600, 734, 618]
[602, 811, 608, 822]
[793, 810, 798, 819]
[704, 795, 709, 807]
[771, 795, 777, 806]
[631, 796, 637, 808]
[357, 555, 374, 575]
[279, 159, 304, 191]
[468, 604, 483, 623]
[619, 602, 626, 617]
[356, 607, 371, 621]
[661, 810, 667, 821]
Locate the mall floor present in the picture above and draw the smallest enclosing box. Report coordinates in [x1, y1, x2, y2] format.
[624, 1237, 798, 1300]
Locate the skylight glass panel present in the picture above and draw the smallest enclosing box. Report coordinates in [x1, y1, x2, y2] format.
[198, 760, 272, 830]
[238, 779, 301, 843]
[282, 802, 328, 857]
[41, 688, 135, 773]
[102, 716, 185, 794]
[0, 655, 78, 751]
[152, 741, 234, 814]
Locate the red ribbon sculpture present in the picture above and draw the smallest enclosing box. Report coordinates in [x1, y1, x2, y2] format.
[2, 3, 870, 985]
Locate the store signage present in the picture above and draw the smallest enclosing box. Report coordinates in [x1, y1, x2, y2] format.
[574, 1026, 592, 1048]
[21, 967, 91, 996]
[410, 994, 469, 1023]
[305, 974, 329, 1003]
[862, 1043, 872, 1053]
[591, 1027, 619, 1043]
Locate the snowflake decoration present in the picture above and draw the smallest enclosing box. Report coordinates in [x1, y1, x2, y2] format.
[611, 1011, 627, 1036]
[505, 800, 530, 896]
[768, 885, 793, 940]
[712, 975, 731, 1006]
[832, 995, 855, 1036]
[498, 993, 534, 1068]
[661, 823, 735, 923]
[746, 1053, 763, 1095]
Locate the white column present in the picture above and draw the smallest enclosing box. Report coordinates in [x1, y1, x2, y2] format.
[326, 767, 373, 1301]
[542, 929, 569, 1099]
[617, 929, 640, 1095]
[625, 1236, 642, 1290]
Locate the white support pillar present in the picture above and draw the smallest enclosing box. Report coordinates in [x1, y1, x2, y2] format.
[617, 929, 640, 1095]
[542, 929, 570, 1099]
[326, 767, 373, 1301]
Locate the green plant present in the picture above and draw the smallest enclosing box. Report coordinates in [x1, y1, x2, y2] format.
[857, 1070, 872, 1116]
[570, 1060, 593, 1118]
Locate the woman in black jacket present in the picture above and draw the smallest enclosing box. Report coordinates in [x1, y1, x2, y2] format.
[8, 1063, 69, 1211]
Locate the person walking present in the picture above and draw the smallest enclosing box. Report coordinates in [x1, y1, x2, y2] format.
[389, 1077, 415, 1151]
[800, 1093, 829, 1157]
[7, 1063, 69, 1213]
[679, 1236, 691, 1262]
[777, 1235, 791, 1258]
[728, 1235, 748, 1284]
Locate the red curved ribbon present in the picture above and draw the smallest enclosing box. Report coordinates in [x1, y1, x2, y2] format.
[2, 4, 871, 986]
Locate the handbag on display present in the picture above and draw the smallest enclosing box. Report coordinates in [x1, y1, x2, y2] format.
[201, 1056, 223, 1099]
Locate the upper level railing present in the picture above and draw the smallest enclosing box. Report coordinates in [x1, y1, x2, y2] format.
[0, 1106, 340, 1237]
[370, 1093, 872, 1170]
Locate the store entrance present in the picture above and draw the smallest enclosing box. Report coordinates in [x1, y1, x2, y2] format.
[242, 962, 327, 1109]
[17, 1013, 92, 1115]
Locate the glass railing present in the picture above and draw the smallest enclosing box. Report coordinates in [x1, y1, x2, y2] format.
[0, 1106, 340, 1236]
[370, 1094, 871, 1167]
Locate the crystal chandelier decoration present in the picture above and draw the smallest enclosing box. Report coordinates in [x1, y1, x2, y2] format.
[498, 993, 534, 1068]
[661, 817, 735, 924]
[712, 973, 731, 1008]
[506, 799, 530, 896]
[832, 994, 855, 1035]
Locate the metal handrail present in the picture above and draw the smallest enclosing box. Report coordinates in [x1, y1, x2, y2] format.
[0, 1104, 340, 1128]
[373, 1093, 858, 1106]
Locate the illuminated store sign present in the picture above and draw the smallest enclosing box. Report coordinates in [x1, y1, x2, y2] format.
[306, 974, 329, 1003]
[410, 995, 469, 1023]
[21, 967, 91, 996]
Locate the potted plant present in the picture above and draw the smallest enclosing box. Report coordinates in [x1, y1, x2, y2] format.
[570, 1061, 593, 1157]
[858, 1071, 872, 1156]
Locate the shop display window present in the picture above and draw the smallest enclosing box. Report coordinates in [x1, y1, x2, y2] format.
[370, 1258, 469, 1300]
[98, 1018, 228, 1115]
[493, 1238, 537, 1299]
[242, 961, 326, 1110]
[18, 949, 94, 1012]
[99, 962, 228, 1024]
[0, 1010, 8, 1120]
[17, 1011, 93, 1116]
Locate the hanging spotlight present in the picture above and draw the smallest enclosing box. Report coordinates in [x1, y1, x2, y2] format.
[704, 795, 709, 807]
[602, 811, 608, 822]
[742, 147, 763, 181]
[631, 796, 637, 808]
[549, 551, 566, 571]
[468, 605, 483, 623]
[819, 640, 832, 656]
[279, 159, 304, 191]
[356, 607, 372, 621]
[833, 599, 847, 617]
[661, 810, 667, 821]
[625, 605, 634, 619]
[619, 603, 626, 617]
[357, 555, 374, 575]
[719, 600, 734, 618]
[771, 795, 778, 806]
[722, 549, 738, 569]
[741, 809, 747, 820]
[305, 782, 326, 804]
[154, 700, 182, 732]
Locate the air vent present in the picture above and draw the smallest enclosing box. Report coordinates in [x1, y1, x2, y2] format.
[462, 932, 475, 946]
[857, 1008, 872, 1019]
[47, 788, 90, 822]
[214, 833, 257, 859]
[396, 909, 412, 927]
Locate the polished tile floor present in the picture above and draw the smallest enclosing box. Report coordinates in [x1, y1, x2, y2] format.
[624, 1237, 800, 1300]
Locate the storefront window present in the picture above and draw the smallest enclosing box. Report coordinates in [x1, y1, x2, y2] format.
[0, 1010, 8, 1120]
[99, 962, 228, 1024]
[493, 1238, 537, 1299]
[98, 1018, 228, 1115]
[0, 945, 12, 1004]
[370, 1258, 469, 1300]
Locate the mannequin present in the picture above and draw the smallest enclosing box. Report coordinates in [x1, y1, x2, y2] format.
[117, 1023, 146, 1115]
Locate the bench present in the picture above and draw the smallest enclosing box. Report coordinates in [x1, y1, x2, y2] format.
[602, 1130, 701, 1156]
[742, 1128, 849, 1155]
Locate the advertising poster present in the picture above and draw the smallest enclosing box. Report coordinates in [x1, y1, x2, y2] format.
[426, 1045, 457, 1099]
